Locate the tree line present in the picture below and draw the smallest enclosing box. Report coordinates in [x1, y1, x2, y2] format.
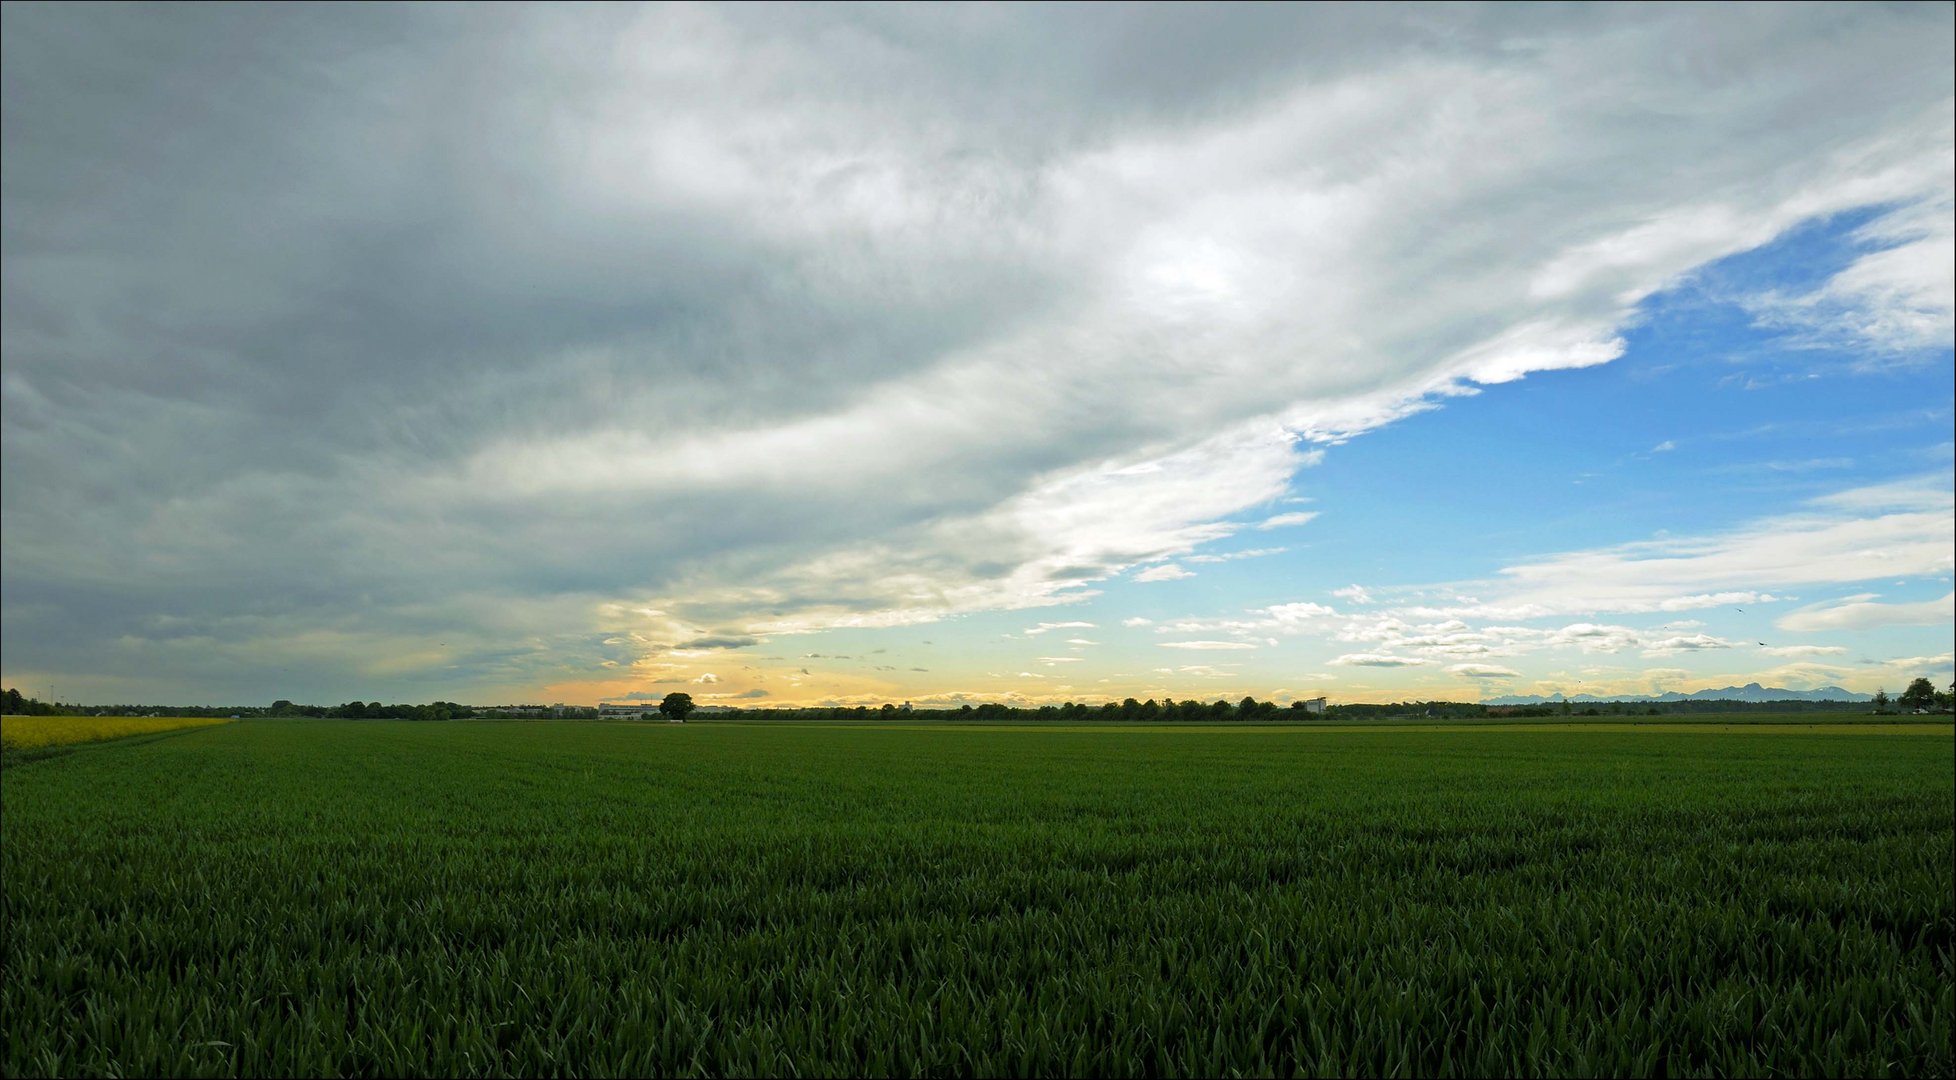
[0, 691, 597, 721]
[8, 681, 1949, 722]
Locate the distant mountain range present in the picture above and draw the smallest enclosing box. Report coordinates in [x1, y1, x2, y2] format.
[1486, 682, 1869, 706]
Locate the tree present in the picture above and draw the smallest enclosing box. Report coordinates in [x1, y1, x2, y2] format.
[659, 692, 695, 722]
[1897, 677, 1936, 711]
[1872, 688, 1890, 713]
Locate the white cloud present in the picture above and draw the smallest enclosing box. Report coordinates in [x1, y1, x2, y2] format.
[1159, 640, 1258, 651]
[1034, 656, 1085, 664]
[1266, 601, 1339, 625]
[1135, 564, 1195, 582]
[1547, 623, 1645, 653]
[1121, 617, 1154, 627]
[1651, 440, 1676, 452]
[1746, 196, 1955, 357]
[1110, 470, 1951, 690]
[1257, 512, 1319, 530]
[1876, 652, 1953, 671]
[1332, 653, 1429, 667]
[1331, 585, 1374, 605]
[1448, 663, 1521, 679]
[1757, 644, 1851, 657]
[1064, 637, 1098, 646]
[1025, 621, 1097, 636]
[1464, 477, 1954, 619]
[1172, 665, 1237, 679]
[1185, 547, 1287, 564]
[1778, 591, 1955, 632]
[1642, 634, 1738, 656]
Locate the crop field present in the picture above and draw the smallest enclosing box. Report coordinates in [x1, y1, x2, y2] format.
[2, 721, 1950, 1078]
[0, 714, 230, 752]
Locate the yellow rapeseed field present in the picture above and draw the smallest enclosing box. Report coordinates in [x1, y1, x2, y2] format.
[0, 715, 230, 751]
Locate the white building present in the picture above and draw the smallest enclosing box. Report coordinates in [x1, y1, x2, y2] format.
[1298, 696, 1328, 715]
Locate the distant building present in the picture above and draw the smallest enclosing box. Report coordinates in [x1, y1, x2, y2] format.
[1299, 696, 1327, 715]
[597, 702, 650, 718]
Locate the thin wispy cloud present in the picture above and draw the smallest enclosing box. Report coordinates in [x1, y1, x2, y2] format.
[1778, 592, 1955, 633]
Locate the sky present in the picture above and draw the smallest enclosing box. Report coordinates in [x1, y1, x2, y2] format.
[2, 3, 1951, 709]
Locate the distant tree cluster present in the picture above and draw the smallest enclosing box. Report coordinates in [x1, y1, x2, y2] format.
[2, 690, 250, 717]
[3, 688, 60, 715]
[267, 700, 483, 721]
[1874, 678, 1952, 714]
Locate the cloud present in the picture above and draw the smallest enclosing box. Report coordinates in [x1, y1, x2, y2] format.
[1121, 617, 1154, 627]
[1547, 623, 1645, 653]
[1642, 634, 1737, 656]
[674, 636, 760, 651]
[1158, 640, 1258, 651]
[1025, 621, 1097, 636]
[1135, 564, 1195, 582]
[1876, 652, 1953, 672]
[1778, 591, 1955, 632]
[1447, 664, 1521, 679]
[3, 5, 1950, 702]
[1034, 656, 1085, 664]
[1171, 665, 1237, 679]
[1331, 653, 1429, 667]
[1744, 196, 1955, 357]
[1651, 440, 1676, 453]
[1266, 602, 1339, 626]
[1257, 512, 1319, 530]
[1757, 644, 1850, 657]
[1331, 585, 1374, 605]
[692, 673, 721, 684]
[1184, 547, 1287, 564]
[1462, 477, 1955, 619]
[1064, 637, 1098, 646]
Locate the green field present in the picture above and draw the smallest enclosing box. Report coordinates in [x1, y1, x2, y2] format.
[3, 721, 1950, 1077]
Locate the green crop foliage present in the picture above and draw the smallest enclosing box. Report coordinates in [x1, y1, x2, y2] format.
[3, 721, 1950, 1077]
